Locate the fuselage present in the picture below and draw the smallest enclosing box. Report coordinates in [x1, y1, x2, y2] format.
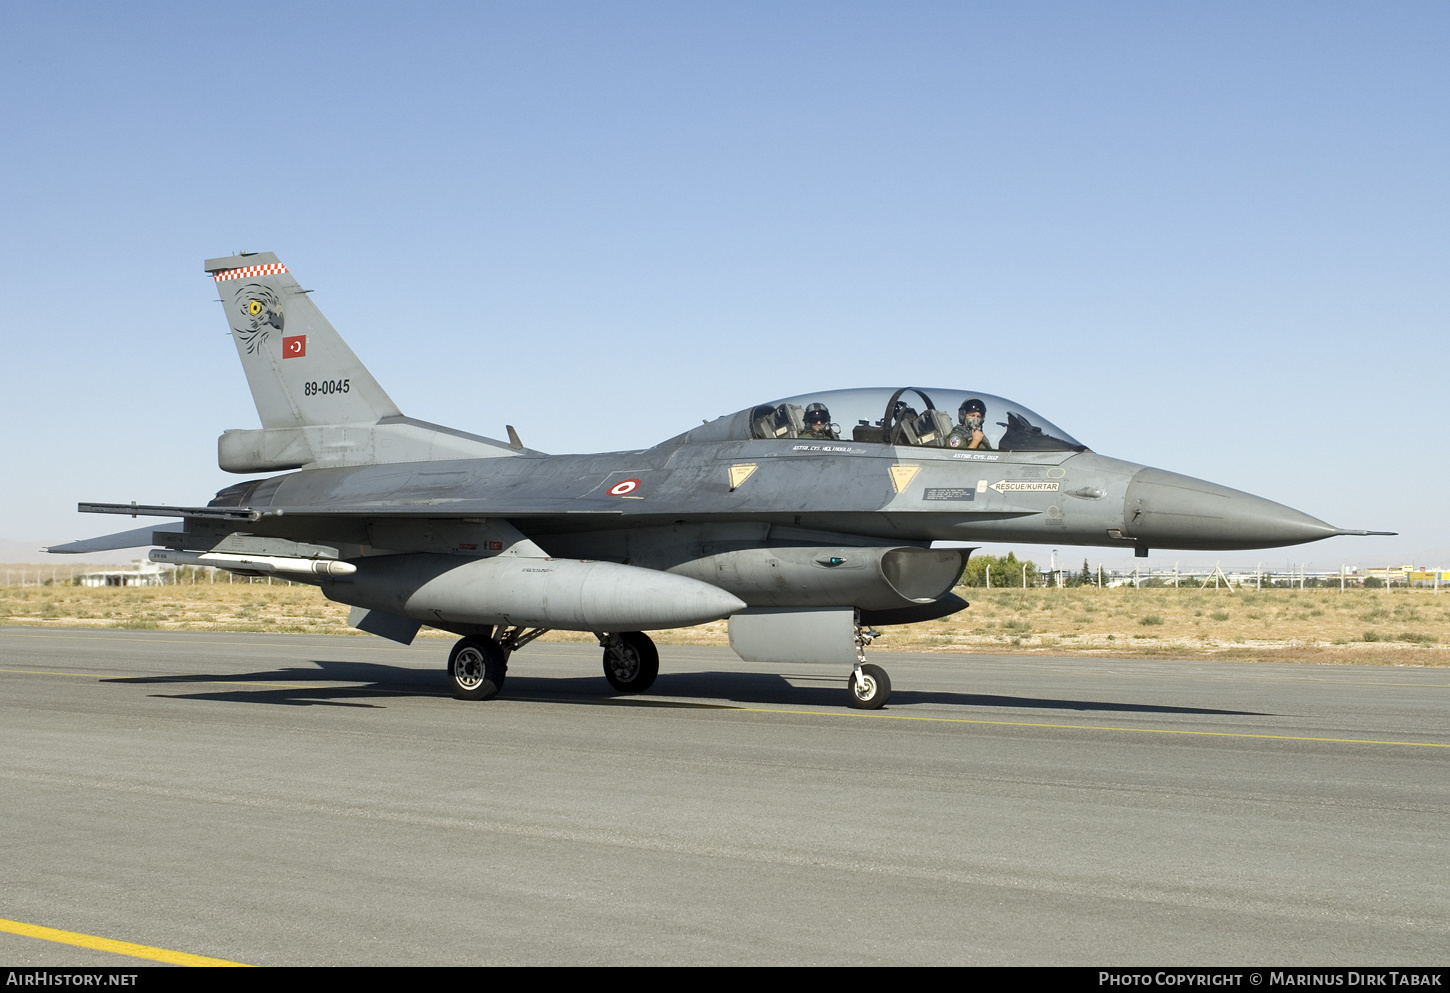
[210, 430, 1341, 558]
[184, 384, 1352, 630]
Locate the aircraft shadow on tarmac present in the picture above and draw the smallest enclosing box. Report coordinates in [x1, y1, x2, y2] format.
[105, 660, 1264, 716]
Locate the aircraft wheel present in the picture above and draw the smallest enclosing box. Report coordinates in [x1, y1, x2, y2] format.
[448, 636, 506, 701]
[602, 631, 659, 693]
[847, 663, 891, 710]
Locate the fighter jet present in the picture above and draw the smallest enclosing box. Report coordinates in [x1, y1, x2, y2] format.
[52, 253, 1392, 709]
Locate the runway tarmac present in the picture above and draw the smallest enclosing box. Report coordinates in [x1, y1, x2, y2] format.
[1, 626, 1446, 966]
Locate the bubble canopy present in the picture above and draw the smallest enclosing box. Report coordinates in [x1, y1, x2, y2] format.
[682, 387, 1088, 453]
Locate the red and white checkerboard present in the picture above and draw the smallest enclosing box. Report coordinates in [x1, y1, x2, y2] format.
[213, 263, 289, 282]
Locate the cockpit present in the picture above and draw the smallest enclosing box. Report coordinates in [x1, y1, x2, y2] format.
[682, 387, 1087, 452]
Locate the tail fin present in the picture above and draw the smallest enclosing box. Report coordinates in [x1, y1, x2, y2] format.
[206, 252, 401, 429]
[207, 252, 523, 473]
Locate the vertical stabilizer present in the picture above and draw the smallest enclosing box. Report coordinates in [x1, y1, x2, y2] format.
[205, 252, 401, 429]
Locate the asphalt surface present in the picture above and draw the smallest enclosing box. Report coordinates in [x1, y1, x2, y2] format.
[1, 626, 1446, 966]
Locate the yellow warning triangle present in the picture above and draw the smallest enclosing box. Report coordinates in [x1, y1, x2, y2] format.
[888, 464, 920, 493]
[728, 463, 758, 489]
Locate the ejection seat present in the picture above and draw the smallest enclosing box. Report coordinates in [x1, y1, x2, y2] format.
[751, 403, 805, 440]
[908, 409, 954, 447]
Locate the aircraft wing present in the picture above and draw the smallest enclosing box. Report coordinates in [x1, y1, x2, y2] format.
[46, 521, 185, 554]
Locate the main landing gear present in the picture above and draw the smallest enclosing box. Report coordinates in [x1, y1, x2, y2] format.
[446, 628, 660, 700]
[846, 619, 890, 709]
[598, 631, 659, 694]
[446, 626, 549, 700]
[447, 636, 506, 700]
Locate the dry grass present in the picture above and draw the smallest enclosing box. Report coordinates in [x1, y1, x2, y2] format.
[0, 579, 361, 636]
[2, 581, 1447, 665]
[882, 586, 1450, 665]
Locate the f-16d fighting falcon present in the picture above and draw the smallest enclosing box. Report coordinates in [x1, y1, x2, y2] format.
[53, 253, 1391, 709]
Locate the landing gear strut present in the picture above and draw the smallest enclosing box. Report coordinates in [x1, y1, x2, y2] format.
[599, 631, 659, 693]
[447, 636, 507, 701]
[846, 617, 890, 709]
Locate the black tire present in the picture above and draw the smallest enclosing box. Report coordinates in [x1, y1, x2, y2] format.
[448, 636, 506, 701]
[847, 663, 891, 709]
[602, 631, 660, 693]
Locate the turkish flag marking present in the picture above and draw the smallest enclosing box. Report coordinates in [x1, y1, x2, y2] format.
[282, 335, 307, 359]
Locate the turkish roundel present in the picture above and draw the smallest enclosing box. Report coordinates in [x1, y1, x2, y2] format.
[282, 335, 307, 359]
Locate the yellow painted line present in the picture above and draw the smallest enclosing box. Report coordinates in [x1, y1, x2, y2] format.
[0, 917, 248, 966]
[733, 707, 1450, 748]
[122, 679, 333, 690]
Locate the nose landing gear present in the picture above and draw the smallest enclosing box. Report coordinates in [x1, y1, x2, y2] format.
[846, 619, 890, 709]
[848, 663, 891, 709]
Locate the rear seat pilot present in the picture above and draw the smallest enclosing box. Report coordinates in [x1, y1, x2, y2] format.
[799, 403, 838, 441]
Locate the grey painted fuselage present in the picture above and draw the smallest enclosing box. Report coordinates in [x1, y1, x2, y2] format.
[203, 437, 1347, 560]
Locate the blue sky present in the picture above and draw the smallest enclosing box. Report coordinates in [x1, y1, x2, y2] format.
[2, 2, 1445, 571]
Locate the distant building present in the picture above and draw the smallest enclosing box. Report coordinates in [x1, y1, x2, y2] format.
[77, 561, 165, 587]
[1362, 565, 1446, 587]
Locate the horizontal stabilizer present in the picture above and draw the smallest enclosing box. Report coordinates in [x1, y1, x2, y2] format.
[46, 522, 184, 554]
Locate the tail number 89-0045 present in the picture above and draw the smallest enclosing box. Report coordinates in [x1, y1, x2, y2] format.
[304, 379, 350, 396]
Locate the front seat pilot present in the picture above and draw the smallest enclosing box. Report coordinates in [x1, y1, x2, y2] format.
[946, 398, 992, 450]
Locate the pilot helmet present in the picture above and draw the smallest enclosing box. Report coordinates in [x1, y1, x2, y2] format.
[804, 402, 831, 425]
[959, 398, 986, 421]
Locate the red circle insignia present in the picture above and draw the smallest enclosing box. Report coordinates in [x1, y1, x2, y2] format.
[608, 479, 641, 496]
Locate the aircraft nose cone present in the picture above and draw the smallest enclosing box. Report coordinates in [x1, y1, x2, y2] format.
[1122, 468, 1340, 551]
